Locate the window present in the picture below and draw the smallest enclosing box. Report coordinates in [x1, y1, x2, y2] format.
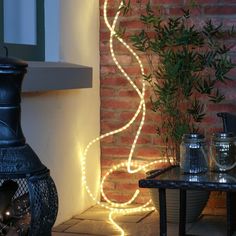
[0, 0, 45, 61]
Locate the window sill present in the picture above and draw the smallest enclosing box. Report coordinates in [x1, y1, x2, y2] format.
[22, 61, 92, 92]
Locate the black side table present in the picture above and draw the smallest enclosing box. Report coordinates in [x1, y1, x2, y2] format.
[139, 166, 236, 236]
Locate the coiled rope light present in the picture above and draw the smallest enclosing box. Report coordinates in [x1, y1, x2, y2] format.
[81, 1, 166, 234]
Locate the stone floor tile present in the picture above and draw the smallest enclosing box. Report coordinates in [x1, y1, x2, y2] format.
[73, 205, 110, 221]
[74, 210, 110, 221]
[74, 204, 151, 223]
[63, 219, 81, 225]
[65, 219, 121, 235]
[53, 219, 83, 233]
[53, 224, 72, 232]
[53, 204, 231, 236]
[141, 211, 193, 231]
[141, 211, 159, 224]
[52, 233, 92, 236]
[188, 215, 227, 236]
[119, 222, 158, 236]
[113, 214, 148, 223]
[119, 220, 181, 236]
[112, 211, 152, 223]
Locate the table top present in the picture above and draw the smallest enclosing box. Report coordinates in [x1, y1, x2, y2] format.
[139, 166, 236, 191]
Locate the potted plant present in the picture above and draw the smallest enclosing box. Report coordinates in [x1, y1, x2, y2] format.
[121, 2, 235, 222]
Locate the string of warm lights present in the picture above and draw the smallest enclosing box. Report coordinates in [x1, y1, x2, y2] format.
[81, 0, 165, 235]
[105, 1, 147, 175]
[109, 211, 125, 236]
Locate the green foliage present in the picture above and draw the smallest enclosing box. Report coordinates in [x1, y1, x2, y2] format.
[118, 0, 131, 15]
[130, 7, 235, 163]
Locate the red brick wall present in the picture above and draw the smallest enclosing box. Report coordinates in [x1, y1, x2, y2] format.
[100, 0, 236, 210]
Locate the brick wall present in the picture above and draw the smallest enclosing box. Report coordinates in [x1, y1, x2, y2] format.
[100, 0, 236, 211]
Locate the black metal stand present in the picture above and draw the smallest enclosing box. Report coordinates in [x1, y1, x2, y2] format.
[227, 192, 236, 236]
[139, 166, 236, 236]
[159, 188, 167, 236]
[179, 189, 186, 236]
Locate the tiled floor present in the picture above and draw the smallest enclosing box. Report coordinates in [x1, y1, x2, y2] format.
[52, 204, 234, 236]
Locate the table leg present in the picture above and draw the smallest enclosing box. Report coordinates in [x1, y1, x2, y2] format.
[227, 192, 236, 236]
[159, 188, 167, 236]
[179, 189, 186, 236]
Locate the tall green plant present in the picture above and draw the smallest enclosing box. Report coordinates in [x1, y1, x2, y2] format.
[128, 5, 235, 163]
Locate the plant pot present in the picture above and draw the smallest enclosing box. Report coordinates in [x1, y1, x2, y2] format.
[150, 189, 209, 223]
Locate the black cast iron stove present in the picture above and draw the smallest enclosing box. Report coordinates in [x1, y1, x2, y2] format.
[0, 56, 58, 235]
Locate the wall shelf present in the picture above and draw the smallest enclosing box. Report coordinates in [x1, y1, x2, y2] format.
[22, 61, 92, 92]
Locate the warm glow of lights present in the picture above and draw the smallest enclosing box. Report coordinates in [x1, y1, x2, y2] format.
[109, 211, 125, 236]
[5, 211, 10, 216]
[81, 0, 165, 235]
[105, 1, 146, 175]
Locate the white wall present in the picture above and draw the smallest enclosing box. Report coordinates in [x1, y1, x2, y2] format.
[21, 0, 100, 225]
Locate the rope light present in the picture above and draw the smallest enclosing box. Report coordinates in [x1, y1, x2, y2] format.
[81, 0, 166, 235]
